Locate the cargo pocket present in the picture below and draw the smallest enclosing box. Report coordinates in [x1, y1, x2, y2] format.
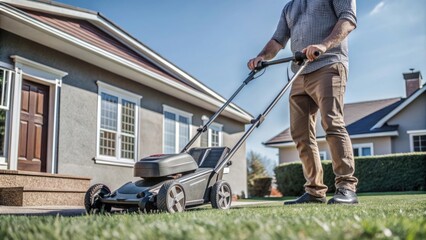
[321, 64, 343, 98]
[336, 63, 347, 95]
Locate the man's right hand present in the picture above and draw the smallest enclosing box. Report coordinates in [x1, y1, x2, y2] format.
[247, 56, 265, 70]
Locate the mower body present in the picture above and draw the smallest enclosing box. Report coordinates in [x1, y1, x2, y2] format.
[87, 147, 231, 212]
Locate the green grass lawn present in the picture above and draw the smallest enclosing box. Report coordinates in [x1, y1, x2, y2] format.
[1, 193, 425, 240]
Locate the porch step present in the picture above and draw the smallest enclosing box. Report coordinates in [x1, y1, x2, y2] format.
[0, 170, 91, 206]
[0, 187, 86, 206]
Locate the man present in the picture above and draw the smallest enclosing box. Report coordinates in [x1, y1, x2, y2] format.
[248, 0, 358, 204]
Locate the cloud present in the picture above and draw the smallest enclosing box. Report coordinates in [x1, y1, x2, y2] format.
[370, 1, 385, 16]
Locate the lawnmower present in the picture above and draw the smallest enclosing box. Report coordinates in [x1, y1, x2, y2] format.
[84, 51, 316, 214]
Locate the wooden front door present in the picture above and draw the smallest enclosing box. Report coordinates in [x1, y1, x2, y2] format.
[18, 80, 49, 172]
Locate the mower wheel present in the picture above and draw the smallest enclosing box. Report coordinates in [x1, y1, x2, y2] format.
[210, 180, 232, 210]
[157, 180, 186, 213]
[84, 184, 112, 214]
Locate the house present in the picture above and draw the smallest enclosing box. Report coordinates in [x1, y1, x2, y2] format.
[0, 0, 251, 205]
[264, 71, 425, 164]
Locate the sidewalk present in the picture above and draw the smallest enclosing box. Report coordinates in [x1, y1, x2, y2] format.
[0, 205, 86, 216]
[0, 200, 277, 216]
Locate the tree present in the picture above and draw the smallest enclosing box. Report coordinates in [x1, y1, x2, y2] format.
[247, 151, 270, 197]
[247, 150, 268, 182]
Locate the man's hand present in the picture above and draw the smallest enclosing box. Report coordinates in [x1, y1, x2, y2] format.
[247, 39, 283, 70]
[302, 20, 356, 62]
[302, 44, 326, 62]
[247, 56, 265, 70]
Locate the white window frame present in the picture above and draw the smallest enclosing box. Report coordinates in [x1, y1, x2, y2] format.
[95, 81, 142, 167]
[352, 143, 374, 157]
[319, 151, 327, 161]
[208, 122, 223, 147]
[163, 105, 193, 154]
[0, 65, 13, 168]
[0, 67, 13, 110]
[407, 130, 426, 152]
[201, 116, 223, 147]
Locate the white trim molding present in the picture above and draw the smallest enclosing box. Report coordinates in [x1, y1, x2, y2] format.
[8, 56, 67, 173]
[407, 129, 426, 152]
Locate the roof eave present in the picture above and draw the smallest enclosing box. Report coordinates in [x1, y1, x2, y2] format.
[264, 131, 399, 148]
[0, 0, 252, 123]
[371, 86, 426, 130]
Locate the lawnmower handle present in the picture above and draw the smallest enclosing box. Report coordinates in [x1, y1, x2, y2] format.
[256, 51, 320, 70]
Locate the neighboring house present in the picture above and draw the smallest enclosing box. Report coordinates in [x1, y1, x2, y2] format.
[264, 71, 426, 164]
[0, 0, 251, 196]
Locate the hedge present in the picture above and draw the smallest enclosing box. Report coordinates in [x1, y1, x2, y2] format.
[274, 152, 426, 196]
[248, 177, 272, 197]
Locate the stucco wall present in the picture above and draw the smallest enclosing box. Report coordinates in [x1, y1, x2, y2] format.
[1, 30, 247, 194]
[278, 146, 299, 164]
[388, 93, 426, 153]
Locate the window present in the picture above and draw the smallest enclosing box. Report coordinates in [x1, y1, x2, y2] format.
[319, 151, 327, 160]
[0, 68, 12, 110]
[413, 135, 426, 152]
[163, 105, 192, 154]
[408, 130, 426, 152]
[353, 143, 374, 157]
[209, 123, 223, 147]
[0, 68, 12, 161]
[200, 116, 223, 147]
[96, 81, 141, 166]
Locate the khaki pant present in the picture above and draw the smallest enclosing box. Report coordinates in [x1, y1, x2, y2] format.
[289, 63, 358, 198]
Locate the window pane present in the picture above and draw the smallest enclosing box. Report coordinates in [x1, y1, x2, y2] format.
[99, 130, 116, 156]
[0, 109, 6, 156]
[164, 112, 176, 154]
[361, 147, 371, 156]
[101, 93, 118, 131]
[178, 116, 189, 151]
[121, 100, 135, 135]
[353, 148, 359, 157]
[211, 129, 219, 147]
[0, 69, 11, 108]
[121, 135, 135, 159]
[413, 135, 426, 152]
[421, 136, 426, 151]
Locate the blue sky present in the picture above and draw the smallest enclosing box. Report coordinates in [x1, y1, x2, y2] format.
[57, 0, 426, 167]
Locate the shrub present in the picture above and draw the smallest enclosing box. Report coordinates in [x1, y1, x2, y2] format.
[249, 177, 272, 197]
[274, 153, 426, 196]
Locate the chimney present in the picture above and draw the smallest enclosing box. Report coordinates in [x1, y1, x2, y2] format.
[403, 70, 422, 97]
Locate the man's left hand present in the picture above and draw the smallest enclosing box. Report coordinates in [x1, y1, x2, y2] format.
[302, 44, 327, 61]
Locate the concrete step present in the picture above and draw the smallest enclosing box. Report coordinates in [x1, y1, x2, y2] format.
[0, 170, 91, 206]
[0, 187, 86, 206]
[0, 170, 90, 191]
